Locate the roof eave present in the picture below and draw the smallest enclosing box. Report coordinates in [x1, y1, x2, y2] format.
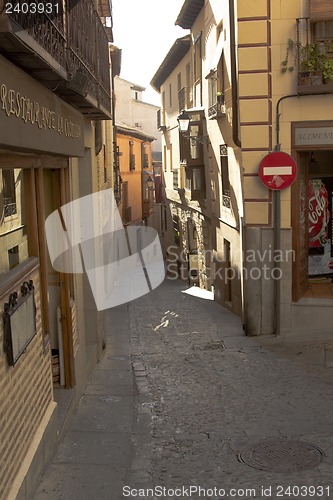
[150, 35, 191, 93]
[175, 0, 204, 29]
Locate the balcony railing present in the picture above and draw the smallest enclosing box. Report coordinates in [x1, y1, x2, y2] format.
[208, 94, 226, 119]
[0, 0, 111, 118]
[295, 17, 333, 95]
[222, 194, 231, 209]
[4, 201, 17, 217]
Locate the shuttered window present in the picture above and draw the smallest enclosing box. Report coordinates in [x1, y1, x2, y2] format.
[310, 0, 333, 21]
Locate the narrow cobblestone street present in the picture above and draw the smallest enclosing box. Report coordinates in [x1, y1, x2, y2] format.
[34, 278, 333, 499]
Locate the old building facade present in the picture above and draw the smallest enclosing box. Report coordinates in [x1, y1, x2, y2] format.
[152, 0, 333, 337]
[0, 0, 115, 497]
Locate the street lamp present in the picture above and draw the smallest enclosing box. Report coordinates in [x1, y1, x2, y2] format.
[146, 175, 154, 191]
[177, 109, 191, 133]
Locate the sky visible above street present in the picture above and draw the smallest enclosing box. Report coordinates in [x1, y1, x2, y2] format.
[112, 0, 188, 106]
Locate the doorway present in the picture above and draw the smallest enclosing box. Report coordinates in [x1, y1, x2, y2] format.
[292, 150, 333, 301]
[37, 167, 76, 388]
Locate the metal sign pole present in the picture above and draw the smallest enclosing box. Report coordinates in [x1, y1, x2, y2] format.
[274, 190, 281, 336]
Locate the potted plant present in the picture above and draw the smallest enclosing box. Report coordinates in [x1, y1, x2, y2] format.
[281, 39, 333, 86]
[299, 43, 323, 85]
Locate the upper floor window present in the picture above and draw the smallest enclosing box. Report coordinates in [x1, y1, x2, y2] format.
[207, 54, 225, 119]
[177, 72, 182, 92]
[185, 166, 206, 200]
[220, 144, 230, 209]
[193, 32, 202, 106]
[129, 140, 135, 171]
[2, 169, 17, 217]
[312, 21, 333, 53]
[0, 168, 30, 276]
[188, 114, 204, 166]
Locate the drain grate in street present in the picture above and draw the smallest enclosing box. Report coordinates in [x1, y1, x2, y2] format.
[238, 438, 324, 473]
[201, 341, 225, 351]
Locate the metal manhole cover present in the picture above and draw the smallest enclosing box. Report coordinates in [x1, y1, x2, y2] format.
[238, 438, 324, 473]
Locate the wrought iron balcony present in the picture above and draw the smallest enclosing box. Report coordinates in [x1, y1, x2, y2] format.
[294, 17, 333, 96]
[208, 96, 226, 120]
[222, 193, 231, 209]
[0, 0, 111, 118]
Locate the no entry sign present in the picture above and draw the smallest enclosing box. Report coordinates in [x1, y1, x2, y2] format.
[258, 152, 297, 190]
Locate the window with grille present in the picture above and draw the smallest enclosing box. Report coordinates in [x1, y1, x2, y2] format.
[2, 169, 17, 217]
[220, 144, 230, 208]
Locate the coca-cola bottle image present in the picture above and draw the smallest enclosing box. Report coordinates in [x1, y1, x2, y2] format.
[308, 179, 330, 247]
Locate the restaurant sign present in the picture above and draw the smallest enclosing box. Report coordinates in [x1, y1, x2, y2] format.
[0, 55, 84, 157]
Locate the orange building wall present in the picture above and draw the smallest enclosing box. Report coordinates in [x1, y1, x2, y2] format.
[117, 133, 153, 224]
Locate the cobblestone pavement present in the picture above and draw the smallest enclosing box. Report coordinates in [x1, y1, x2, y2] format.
[126, 279, 333, 499]
[34, 278, 333, 500]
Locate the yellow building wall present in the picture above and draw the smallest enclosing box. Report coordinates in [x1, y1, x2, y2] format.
[239, 0, 333, 228]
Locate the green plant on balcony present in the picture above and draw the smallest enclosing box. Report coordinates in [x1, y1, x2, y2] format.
[281, 38, 297, 73]
[281, 39, 333, 86]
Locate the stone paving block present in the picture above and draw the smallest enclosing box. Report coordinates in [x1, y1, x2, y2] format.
[53, 430, 132, 466]
[72, 395, 134, 433]
[95, 354, 132, 371]
[84, 379, 134, 396]
[89, 367, 133, 385]
[34, 464, 126, 500]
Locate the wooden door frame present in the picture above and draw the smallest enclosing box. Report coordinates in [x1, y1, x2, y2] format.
[36, 165, 75, 388]
[291, 151, 310, 302]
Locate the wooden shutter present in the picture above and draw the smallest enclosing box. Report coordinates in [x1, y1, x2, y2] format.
[310, 0, 333, 21]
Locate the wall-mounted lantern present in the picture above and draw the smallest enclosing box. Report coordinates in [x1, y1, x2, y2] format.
[177, 109, 191, 133]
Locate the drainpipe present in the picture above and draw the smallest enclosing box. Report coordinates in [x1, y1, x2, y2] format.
[229, 0, 241, 148]
[274, 95, 297, 335]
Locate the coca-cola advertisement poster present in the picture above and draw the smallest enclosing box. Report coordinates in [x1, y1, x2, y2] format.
[308, 178, 333, 276]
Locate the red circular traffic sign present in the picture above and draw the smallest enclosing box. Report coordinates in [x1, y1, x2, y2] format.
[258, 152, 297, 190]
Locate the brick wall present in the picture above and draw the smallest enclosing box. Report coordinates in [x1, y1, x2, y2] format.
[0, 263, 53, 499]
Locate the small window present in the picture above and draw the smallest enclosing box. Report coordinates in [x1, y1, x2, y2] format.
[186, 166, 206, 200]
[8, 246, 19, 270]
[129, 140, 135, 171]
[173, 169, 179, 190]
[179, 131, 188, 163]
[312, 21, 333, 55]
[177, 72, 182, 92]
[169, 83, 172, 108]
[143, 153, 149, 169]
[220, 144, 230, 208]
[194, 32, 202, 106]
[188, 119, 204, 166]
[2, 169, 17, 217]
